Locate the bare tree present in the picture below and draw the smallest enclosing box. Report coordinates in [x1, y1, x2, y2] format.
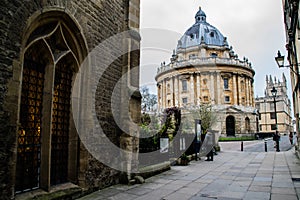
[140, 86, 157, 112]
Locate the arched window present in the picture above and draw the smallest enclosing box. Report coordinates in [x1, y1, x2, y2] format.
[16, 18, 85, 193]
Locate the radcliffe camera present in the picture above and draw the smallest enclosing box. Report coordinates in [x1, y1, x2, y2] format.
[0, 1, 299, 200]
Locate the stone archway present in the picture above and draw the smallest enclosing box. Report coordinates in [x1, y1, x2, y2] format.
[15, 12, 87, 193]
[226, 115, 235, 136]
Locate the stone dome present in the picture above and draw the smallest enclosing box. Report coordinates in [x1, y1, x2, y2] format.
[177, 7, 228, 49]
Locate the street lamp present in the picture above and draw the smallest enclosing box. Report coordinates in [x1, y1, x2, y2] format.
[275, 50, 300, 77]
[271, 86, 280, 152]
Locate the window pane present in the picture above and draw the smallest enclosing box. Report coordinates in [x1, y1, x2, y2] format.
[182, 80, 187, 91]
[182, 97, 188, 104]
[225, 96, 230, 102]
[224, 78, 228, 89]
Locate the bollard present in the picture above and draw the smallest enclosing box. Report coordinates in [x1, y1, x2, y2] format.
[241, 141, 243, 151]
[264, 139, 267, 152]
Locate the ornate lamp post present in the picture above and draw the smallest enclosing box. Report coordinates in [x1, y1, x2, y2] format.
[271, 86, 280, 152]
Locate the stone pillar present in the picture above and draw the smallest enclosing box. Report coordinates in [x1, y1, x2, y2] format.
[160, 81, 163, 110]
[40, 63, 55, 191]
[246, 78, 250, 106]
[210, 73, 215, 104]
[216, 73, 221, 105]
[179, 77, 182, 107]
[119, 34, 141, 183]
[171, 76, 174, 106]
[196, 73, 201, 105]
[237, 75, 241, 105]
[232, 74, 237, 105]
[164, 79, 167, 108]
[157, 83, 161, 111]
[174, 76, 178, 107]
[190, 74, 194, 105]
[251, 80, 255, 106]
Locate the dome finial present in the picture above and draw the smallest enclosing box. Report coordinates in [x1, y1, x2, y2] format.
[195, 6, 206, 23]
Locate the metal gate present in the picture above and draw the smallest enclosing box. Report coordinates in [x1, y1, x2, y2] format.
[50, 62, 72, 185]
[15, 60, 44, 192]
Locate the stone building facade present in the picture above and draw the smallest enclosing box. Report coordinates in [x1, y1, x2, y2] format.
[155, 7, 257, 136]
[0, 0, 140, 199]
[255, 75, 293, 135]
[281, 0, 300, 156]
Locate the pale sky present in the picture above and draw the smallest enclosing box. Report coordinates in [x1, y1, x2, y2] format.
[139, 0, 291, 99]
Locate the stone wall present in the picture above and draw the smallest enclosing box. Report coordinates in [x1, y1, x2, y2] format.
[0, 0, 140, 198]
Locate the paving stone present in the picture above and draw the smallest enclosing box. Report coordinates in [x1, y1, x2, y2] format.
[270, 194, 298, 200]
[219, 191, 245, 199]
[126, 187, 153, 196]
[251, 181, 272, 186]
[231, 181, 252, 187]
[271, 187, 296, 195]
[248, 186, 271, 192]
[226, 185, 248, 192]
[253, 177, 272, 182]
[272, 181, 295, 188]
[107, 192, 139, 200]
[177, 186, 201, 195]
[140, 183, 165, 190]
[243, 191, 270, 200]
[164, 191, 194, 200]
[134, 189, 174, 200]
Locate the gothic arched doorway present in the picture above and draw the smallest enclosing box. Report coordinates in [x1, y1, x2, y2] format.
[15, 13, 87, 193]
[226, 115, 235, 136]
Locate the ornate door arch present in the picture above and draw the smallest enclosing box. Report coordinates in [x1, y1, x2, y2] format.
[16, 17, 86, 192]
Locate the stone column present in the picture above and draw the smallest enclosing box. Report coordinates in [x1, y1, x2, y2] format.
[232, 74, 237, 105]
[251, 81, 255, 106]
[162, 79, 166, 109]
[196, 73, 201, 105]
[246, 78, 249, 106]
[216, 73, 221, 105]
[174, 76, 178, 107]
[120, 34, 141, 183]
[190, 73, 194, 105]
[157, 83, 161, 111]
[178, 77, 182, 107]
[236, 74, 242, 105]
[210, 73, 215, 104]
[171, 76, 174, 106]
[40, 63, 55, 191]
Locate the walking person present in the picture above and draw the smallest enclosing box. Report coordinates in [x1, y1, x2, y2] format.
[205, 132, 214, 161]
[289, 132, 294, 145]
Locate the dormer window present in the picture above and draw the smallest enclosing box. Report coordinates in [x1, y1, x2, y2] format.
[210, 32, 214, 37]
